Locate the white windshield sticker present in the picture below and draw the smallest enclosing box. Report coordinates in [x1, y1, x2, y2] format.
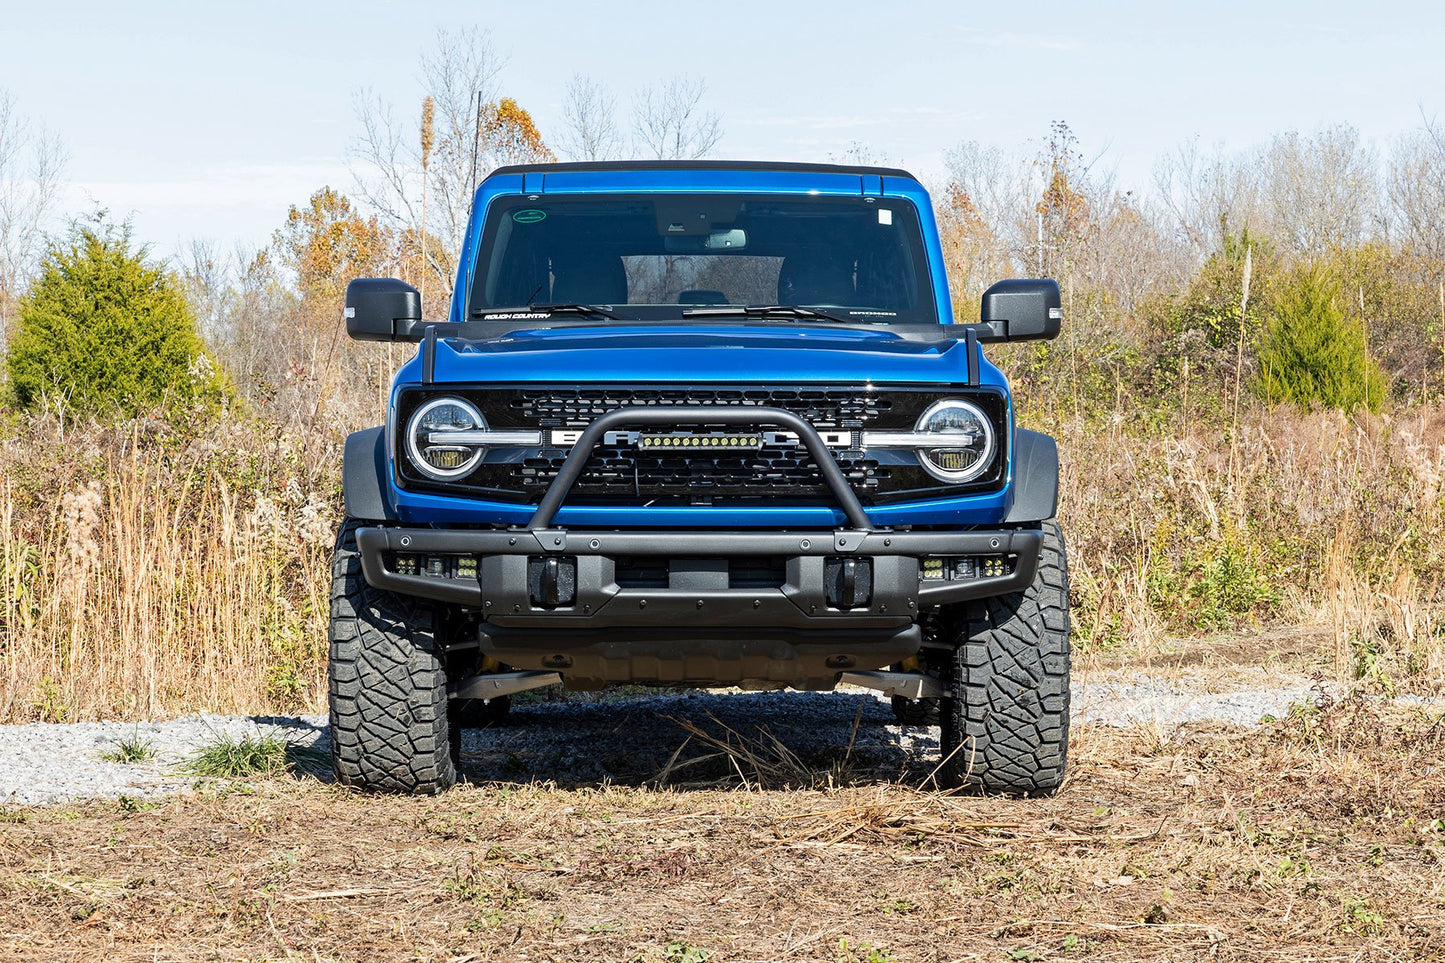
[878, 209, 893, 225]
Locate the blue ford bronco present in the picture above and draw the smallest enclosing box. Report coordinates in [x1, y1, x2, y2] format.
[332, 161, 1069, 795]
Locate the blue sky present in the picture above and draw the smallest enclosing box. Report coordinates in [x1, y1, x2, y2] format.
[2, 0, 1442, 258]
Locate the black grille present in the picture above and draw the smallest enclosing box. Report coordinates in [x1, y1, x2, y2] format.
[516, 443, 883, 499]
[511, 387, 892, 429]
[395, 384, 1007, 506]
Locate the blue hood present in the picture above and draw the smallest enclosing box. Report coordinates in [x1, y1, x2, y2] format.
[405, 324, 1004, 387]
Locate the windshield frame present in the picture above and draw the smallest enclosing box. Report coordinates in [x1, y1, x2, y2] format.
[463, 191, 940, 325]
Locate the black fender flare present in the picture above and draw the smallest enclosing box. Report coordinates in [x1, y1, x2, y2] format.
[342, 426, 397, 522]
[1003, 428, 1060, 523]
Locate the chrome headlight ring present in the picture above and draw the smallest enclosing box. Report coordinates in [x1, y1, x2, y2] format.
[405, 396, 487, 481]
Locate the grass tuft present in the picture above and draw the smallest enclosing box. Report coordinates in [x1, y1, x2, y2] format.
[98, 730, 155, 764]
[181, 732, 327, 779]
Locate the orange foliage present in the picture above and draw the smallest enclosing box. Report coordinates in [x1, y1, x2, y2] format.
[480, 97, 555, 167]
[273, 187, 395, 318]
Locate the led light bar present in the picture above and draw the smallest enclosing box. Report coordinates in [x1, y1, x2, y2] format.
[637, 432, 763, 450]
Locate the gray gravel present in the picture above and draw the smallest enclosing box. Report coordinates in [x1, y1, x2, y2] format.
[0, 674, 1358, 807]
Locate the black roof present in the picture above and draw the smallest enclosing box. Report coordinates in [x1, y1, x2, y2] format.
[486, 159, 918, 179]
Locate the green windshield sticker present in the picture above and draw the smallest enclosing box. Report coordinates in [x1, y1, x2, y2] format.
[513, 209, 546, 224]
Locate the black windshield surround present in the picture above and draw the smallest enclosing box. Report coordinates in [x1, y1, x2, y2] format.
[468, 193, 938, 325]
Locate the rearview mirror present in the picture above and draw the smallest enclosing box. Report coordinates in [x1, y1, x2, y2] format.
[663, 229, 747, 254]
[977, 279, 1062, 342]
[346, 278, 422, 342]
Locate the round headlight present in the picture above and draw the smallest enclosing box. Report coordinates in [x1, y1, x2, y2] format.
[914, 399, 995, 483]
[405, 397, 486, 480]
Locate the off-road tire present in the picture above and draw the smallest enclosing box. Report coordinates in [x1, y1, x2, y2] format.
[938, 519, 1070, 794]
[329, 518, 458, 794]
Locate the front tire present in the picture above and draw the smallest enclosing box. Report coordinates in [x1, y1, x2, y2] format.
[938, 520, 1071, 794]
[328, 519, 458, 794]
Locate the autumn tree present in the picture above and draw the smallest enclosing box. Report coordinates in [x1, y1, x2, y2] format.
[935, 181, 1009, 315]
[1034, 121, 1095, 280]
[480, 97, 554, 167]
[272, 186, 394, 315]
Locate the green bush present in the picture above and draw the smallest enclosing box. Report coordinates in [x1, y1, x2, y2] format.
[1257, 264, 1387, 413]
[4, 216, 227, 417]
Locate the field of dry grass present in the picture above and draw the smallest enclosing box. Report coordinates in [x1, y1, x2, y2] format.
[0, 690, 1441, 962]
[2, 398, 1444, 724]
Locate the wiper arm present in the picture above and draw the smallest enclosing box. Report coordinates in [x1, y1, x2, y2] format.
[681, 304, 853, 324]
[471, 303, 620, 320]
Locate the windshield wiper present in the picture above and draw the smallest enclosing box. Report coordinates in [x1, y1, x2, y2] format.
[472, 303, 620, 320]
[681, 304, 853, 324]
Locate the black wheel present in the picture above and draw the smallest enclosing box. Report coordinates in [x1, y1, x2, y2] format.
[938, 520, 1071, 794]
[328, 519, 458, 794]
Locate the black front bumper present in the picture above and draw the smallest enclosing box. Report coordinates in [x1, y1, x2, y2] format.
[356, 525, 1040, 688]
[355, 525, 1042, 624]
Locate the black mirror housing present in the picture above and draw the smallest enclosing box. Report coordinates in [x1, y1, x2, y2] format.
[977, 279, 1062, 342]
[346, 278, 423, 342]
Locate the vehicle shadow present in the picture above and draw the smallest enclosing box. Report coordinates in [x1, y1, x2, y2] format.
[455, 688, 942, 790]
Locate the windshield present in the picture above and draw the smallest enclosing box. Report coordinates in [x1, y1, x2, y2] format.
[468, 193, 937, 323]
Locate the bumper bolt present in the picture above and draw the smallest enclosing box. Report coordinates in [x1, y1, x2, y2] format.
[639, 599, 647, 609]
[800, 538, 812, 550]
[753, 599, 761, 609]
[989, 537, 1000, 549]
[589, 538, 600, 550]
[696, 600, 704, 609]
[554, 537, 562, 546]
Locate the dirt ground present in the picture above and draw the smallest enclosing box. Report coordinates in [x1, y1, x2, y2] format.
[1, 638, 1443, 963]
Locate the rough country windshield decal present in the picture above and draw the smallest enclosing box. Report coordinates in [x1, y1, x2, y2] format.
[468, 193, 937, 324]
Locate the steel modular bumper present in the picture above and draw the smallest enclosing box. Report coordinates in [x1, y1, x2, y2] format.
[355, 525, 1042, 621]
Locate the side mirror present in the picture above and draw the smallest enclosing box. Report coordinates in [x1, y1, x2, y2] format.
[977, 279, 1062, 342]
[345, 278, 422, 342]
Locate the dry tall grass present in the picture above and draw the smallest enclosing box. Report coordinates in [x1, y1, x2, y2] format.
[2, 390, 1443, 723]
[0, 415, 339, 722]
[1053, 398, 1445, 689]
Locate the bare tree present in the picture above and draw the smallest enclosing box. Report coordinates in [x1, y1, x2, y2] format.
[942, 141, 1032, 272]
[349, 28, 505, 293]
[557, 74, 621, 162]
[1260, 124, 1378, 255]
[1387, 117, 1445, 260]
[0, 90, 65, 339]
[632, 77, 722, 160]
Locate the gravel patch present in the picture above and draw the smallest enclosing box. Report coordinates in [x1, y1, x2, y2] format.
[0, 714, 326, 807]
[0, 673, 1376, 807]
